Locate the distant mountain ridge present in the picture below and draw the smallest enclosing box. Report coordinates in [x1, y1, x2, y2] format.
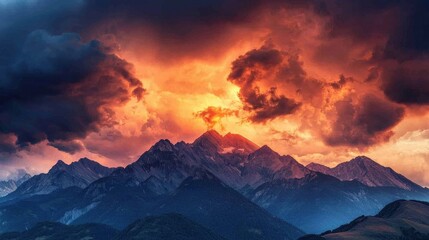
[245, 171, 429, 233]
[306, 156, 422, 191]
[4, 158, 116, 199]
[0, 171, 31, 197]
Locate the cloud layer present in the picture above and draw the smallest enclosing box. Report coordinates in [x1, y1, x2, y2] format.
[0, 30, 143, 152]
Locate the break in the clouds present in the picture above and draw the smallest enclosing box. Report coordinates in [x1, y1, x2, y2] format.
[0, 30, 144, 153]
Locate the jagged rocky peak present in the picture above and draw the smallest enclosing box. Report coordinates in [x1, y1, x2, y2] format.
[281, 154, 299, 163]
[246, 145, 285, 174]
[330, 155, 422, 190]
[77, 157, 95, 164]
[223, 132, 259, 153]
[335, 155, 387, 173]
[49, 159, 68, 173]
[149, 139, 175, 152]
[49, 158, 105, 173]
[306, 162, 331, 174]
[192, 129, 224, 149]
[250, 145, 279, 158]
[193, 130, 259, 154]
[349, 155, 379, 165]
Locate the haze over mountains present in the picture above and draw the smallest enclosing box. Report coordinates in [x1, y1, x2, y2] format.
[2, 158, 115, 201]
[0, 130, 428, 239]
[0, 171, 31, 197]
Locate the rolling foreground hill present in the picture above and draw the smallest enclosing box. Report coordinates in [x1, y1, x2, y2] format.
[0, 214, 224, 240]
[113, 214, 226, 240]
[0, 221, 118, 240]
[299, 200, 429, 240]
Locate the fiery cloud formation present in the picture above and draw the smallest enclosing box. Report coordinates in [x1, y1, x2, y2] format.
[228, 45, 302, 122]
[0, 0, 429, 186]
[195, 107, 238, 130]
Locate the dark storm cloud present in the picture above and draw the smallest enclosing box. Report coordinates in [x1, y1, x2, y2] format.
[314, 0, 429, 106]
[48, 140, 85, 155]
[381, 62, 429, 105]
[66, 0, 282, 61]
[325, 94, 405, 147]
[375, 1, 429, 105]
[0, 0, 279, 65]
[0, 30, 144, 152]
[228, 45, 302, 122]
[244, 87, 301, 123]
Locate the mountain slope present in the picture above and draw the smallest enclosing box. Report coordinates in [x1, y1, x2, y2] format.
[305, 163, 331, 175]
[242, 145, 310, 188]
[114, 214, 226, 240]
[306, 156, 422, 190]
[247, 172, 429, 233]
[44, 169, 304, 240]
[151, 170, 304, 240]
[0, 221, 118, 240]
[0, 214, 224, 240]
[0, 171, 31, 197]
[2, 158, 115, 202]
[299, 200, 429, 240]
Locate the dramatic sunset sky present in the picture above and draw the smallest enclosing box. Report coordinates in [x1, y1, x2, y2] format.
[0, 0, 428, 185]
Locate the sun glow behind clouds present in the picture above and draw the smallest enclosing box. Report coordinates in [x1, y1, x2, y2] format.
[0, 0, 429, 187]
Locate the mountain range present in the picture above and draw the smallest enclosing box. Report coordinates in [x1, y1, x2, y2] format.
[0, 130, 428, 239]
[2, 158, 115, 201]
[306, 156, 422, 191]
[0, 171, 31, 197]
